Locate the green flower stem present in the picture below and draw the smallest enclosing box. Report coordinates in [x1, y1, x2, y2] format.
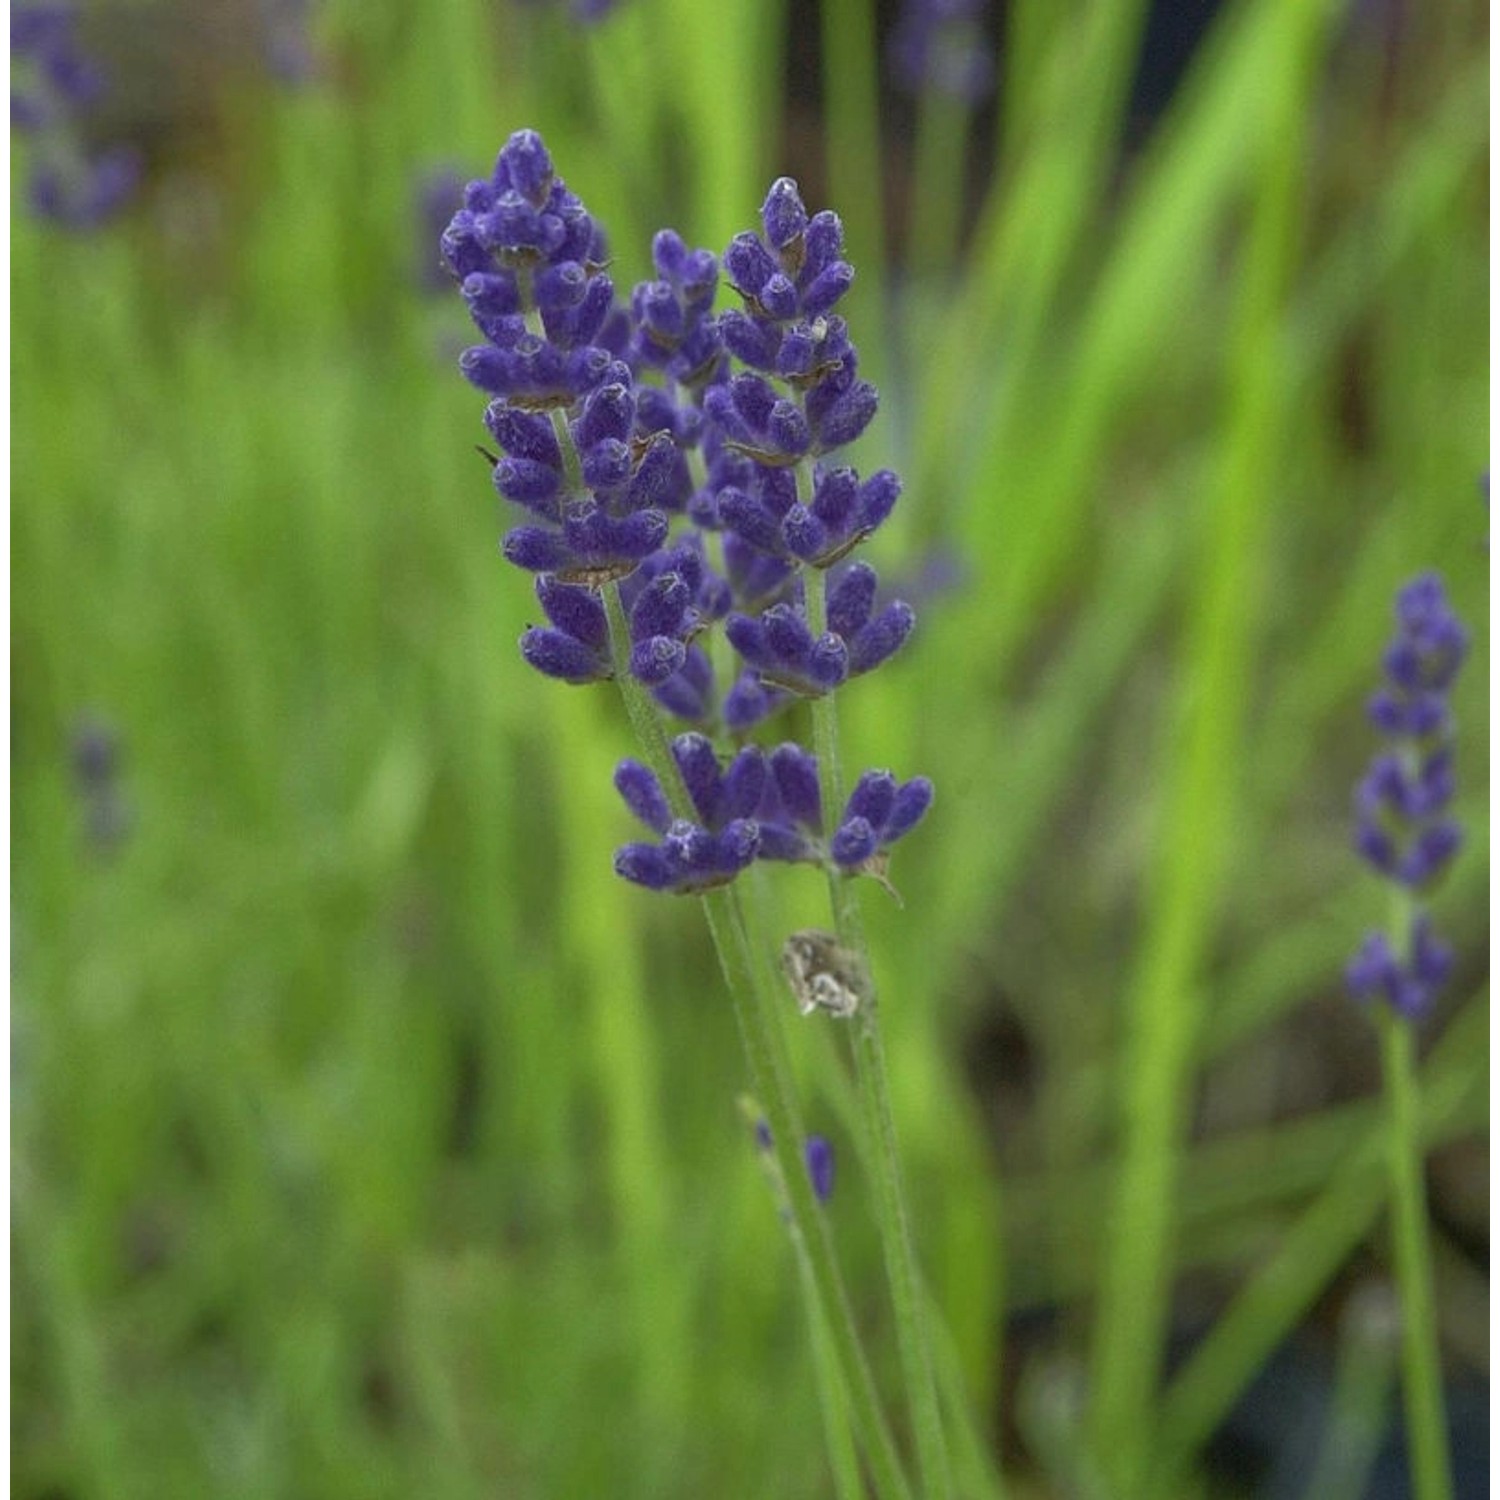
[1146, 992, 1485, 1493]
[738, 1104, 864, 1500]
[800, 1264, 866, 1500]
[931, 1290, 1008, 1500]
[602, 583, 912, 1500]
[659, 0, 764, 252]
[1298, 1284, 1398, 1500]
[1374, 995, 1454, 1500]
[908, 84, 973, 280]
[701, 893, 913, 1500]
[818, 0, 890, 391]
[738, 902, 1009, 1499]
[579, 9, 660, 250]
[803, 563, 953, 1500]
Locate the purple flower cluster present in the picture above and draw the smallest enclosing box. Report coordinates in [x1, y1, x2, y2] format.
[11, 4, 141, 229]
[1345, 574, 1467, 1018]
[517, 0, 622, 20]
[613, 734, 933, 893]
[888, 0, 994, 104]
[71, 712, 132, 854]
[414, 166, 466, 294]
[260, 0, 318, 85]
[444, 131, 931, 895]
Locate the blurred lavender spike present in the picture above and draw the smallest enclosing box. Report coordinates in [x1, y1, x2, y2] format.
[1345, 572, 1467, 1018]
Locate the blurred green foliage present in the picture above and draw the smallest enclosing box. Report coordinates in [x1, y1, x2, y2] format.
[12, 1, 1488, 1496]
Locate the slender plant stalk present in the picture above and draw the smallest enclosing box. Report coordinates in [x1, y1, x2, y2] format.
[742, 1095, 865, 1500]
[736, 892, 1009, 1499]
[817, 0, 890, 391]
[659, 0, 767, 251]
[800, 1256, 866, 1500]
[908, 92, 970, 280]
[554, 687, 682, 1425]
[1374, 998, 1454, 1500]
[578, 8, 659, 243]
[929, 1271, 1009, 1500]
[702, 887, 913, 1500]
[600, 584, 688, 810]
[1152, 1147, 1389, 1495]
[1147, 992, 1485, 1491]
[601, 582, 914, 1500]
[1299, 1284, 1398, 1500]
[802, 560, 953, 1500]
[913, 0, 1150, 510]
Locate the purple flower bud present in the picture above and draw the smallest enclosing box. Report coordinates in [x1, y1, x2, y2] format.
[538, 576, 608, 649]
[768, 744, 823, 833]
[883, 778, 935, 842]
[615, 760, 673, 834]
[652, 645, 716, 724]
[495, 457, 563, 514]
[613, 842, 679, 891]
[848, 601, 916, 675]
[1346, 930, 1400, 1003]
[806, 1135, 835, 1204]
[761, 177, 809, 253]
[801, 261, 856, 319]
[754, 745, 931, 879]
[808, 376, 879, 453]
[723, 671, 790, 733]
[503, 524, 575, 573]
[830, 773, 933, 871]
[615, 814, 759, 895]
[830, 815, 879, 866]
[753, 1122, 836, 1204]
[494, 128, 554, 206]
[1409, 914, 1453, 992]
[725, 232, 779, 298]
[520, 627, 608, 684]
[629, 636, 688, 684]
[845, 770, 898, 830]
[1396, 820, 1462, 888]
[719, 308, 777, 369]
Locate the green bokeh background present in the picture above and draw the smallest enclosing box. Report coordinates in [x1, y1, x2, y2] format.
[12, 2, 1488, 1496]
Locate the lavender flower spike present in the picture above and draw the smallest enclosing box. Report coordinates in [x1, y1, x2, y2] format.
[1354, 573, 1466, 889]
[715, 177, 877, 459]
[12, 5, 142, 229]
[450, 130, 690, 585]
[1346, 572, 1467, 1019]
